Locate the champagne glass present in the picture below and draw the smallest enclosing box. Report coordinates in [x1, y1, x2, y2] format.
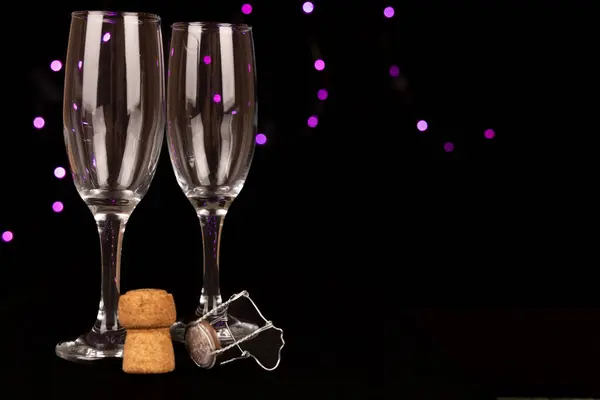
[56, 11, 165, 362]
[166, 22, 259, 345]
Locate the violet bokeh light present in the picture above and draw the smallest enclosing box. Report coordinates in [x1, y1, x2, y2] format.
[203, 55, 212, 64]
[389, 65, 400, 77]
[302, 2, 314, 13]
[54, 167, 66, 179]
[78, 60, 83, 69]
[213, 94, 221, 103]
[384, 7, 395, 18]
[308, 115, 319, 128]
[314, 59, 325, 71]
[33, 117, 45, 129]
[1, 231, 13, 242]
[52, 201, 64, 213]
[484, 129, 496, 139]
[444, 142, 455, 152]
[417, 120, 428, 132]
[102, 32, 111, 42]
[241, 4, 253, 14]
[256, 133, 267, 145]
[317, 89, 328, 100]
[50, 60, 63, 72]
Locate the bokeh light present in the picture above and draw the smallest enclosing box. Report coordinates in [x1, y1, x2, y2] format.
[444, 142, 455, 152]
[384, 7, 395, 18]
[203, 55, 212, 64]
[54, 167, 66, 179]
[484, 128, 496, 139]
[314, 59, 325, 71]
[33, 117, 45, 129]
[102, 32, 111, 42]
[52, 201, 64, 213]
[417, 120, 428, 132]
[78, 60, 83, 69]
[1, 231, 13, 243]
[241, 4, 253, 14]
[308, 115, 319, 128]
[317, 89, 328, 100]
[213, 94, 221, 103]
[389, 65, 400, 77]
[302, 2, 314, 13]
[50, 60, 63, 72]
[256, 133, 267, 145]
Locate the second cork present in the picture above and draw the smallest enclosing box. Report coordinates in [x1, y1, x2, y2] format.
[118, 289, 177, 374]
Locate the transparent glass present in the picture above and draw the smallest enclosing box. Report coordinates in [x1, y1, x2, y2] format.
[166, 22, 258, 345]
[56, 11, 165, 362]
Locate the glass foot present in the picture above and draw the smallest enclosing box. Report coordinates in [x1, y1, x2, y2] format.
[171, 314, 259, 346]
[55, 329, 125, 362]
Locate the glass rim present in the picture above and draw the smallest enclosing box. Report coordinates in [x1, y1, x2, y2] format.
[171, 22, 252, 31]
[71, 11, 161, 22]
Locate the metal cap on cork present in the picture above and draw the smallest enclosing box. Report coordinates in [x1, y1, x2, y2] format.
[185, 320, 221, 369]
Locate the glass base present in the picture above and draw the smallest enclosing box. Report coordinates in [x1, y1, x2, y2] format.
[171, 314, 259, 346]
[55, 329, 125, 362]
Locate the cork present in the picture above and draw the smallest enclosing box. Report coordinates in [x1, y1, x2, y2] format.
[118, 289, 176, 374]
[119, 289, 176, 328]
[122, 328, 175, 374]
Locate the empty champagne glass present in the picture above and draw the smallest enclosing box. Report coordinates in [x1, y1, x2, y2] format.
[56, 11, 165, 362]
[166, 22, 259, 345]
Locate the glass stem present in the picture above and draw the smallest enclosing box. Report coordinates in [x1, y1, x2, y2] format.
[197, 208, 227, 318]
[92, 212, 128, 334]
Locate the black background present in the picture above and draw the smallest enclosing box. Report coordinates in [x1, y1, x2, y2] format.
[0, 0, 597, 398]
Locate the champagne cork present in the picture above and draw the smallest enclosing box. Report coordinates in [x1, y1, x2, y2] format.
[118, 289, 176, 374]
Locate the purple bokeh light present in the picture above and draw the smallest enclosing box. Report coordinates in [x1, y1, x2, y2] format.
[33, 117, 45, 129]
[52, 201, 64, 213]
[256, 133, 267, 145]
[102, 32, 111, 42]
[314, 59, 325, 71]
[50, 60, 63, 72]
[302, 2, 314, 13]
[417, 120, 428, 132]
[78, 60, 83, 69]
[54, 167, 66, 179]
[444, 142, 455, 152]
[213, 94, 222, 103]
[317, 89, 328, 100]
[484, 129, 496, 139]
[389, 65, 400, 77]
[308, 115, 319, 128]
[1, 231, 13, 242]
[384, 7, 395, 18]
[241, 4, 253, 14]
[203, 55, 212, 64]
